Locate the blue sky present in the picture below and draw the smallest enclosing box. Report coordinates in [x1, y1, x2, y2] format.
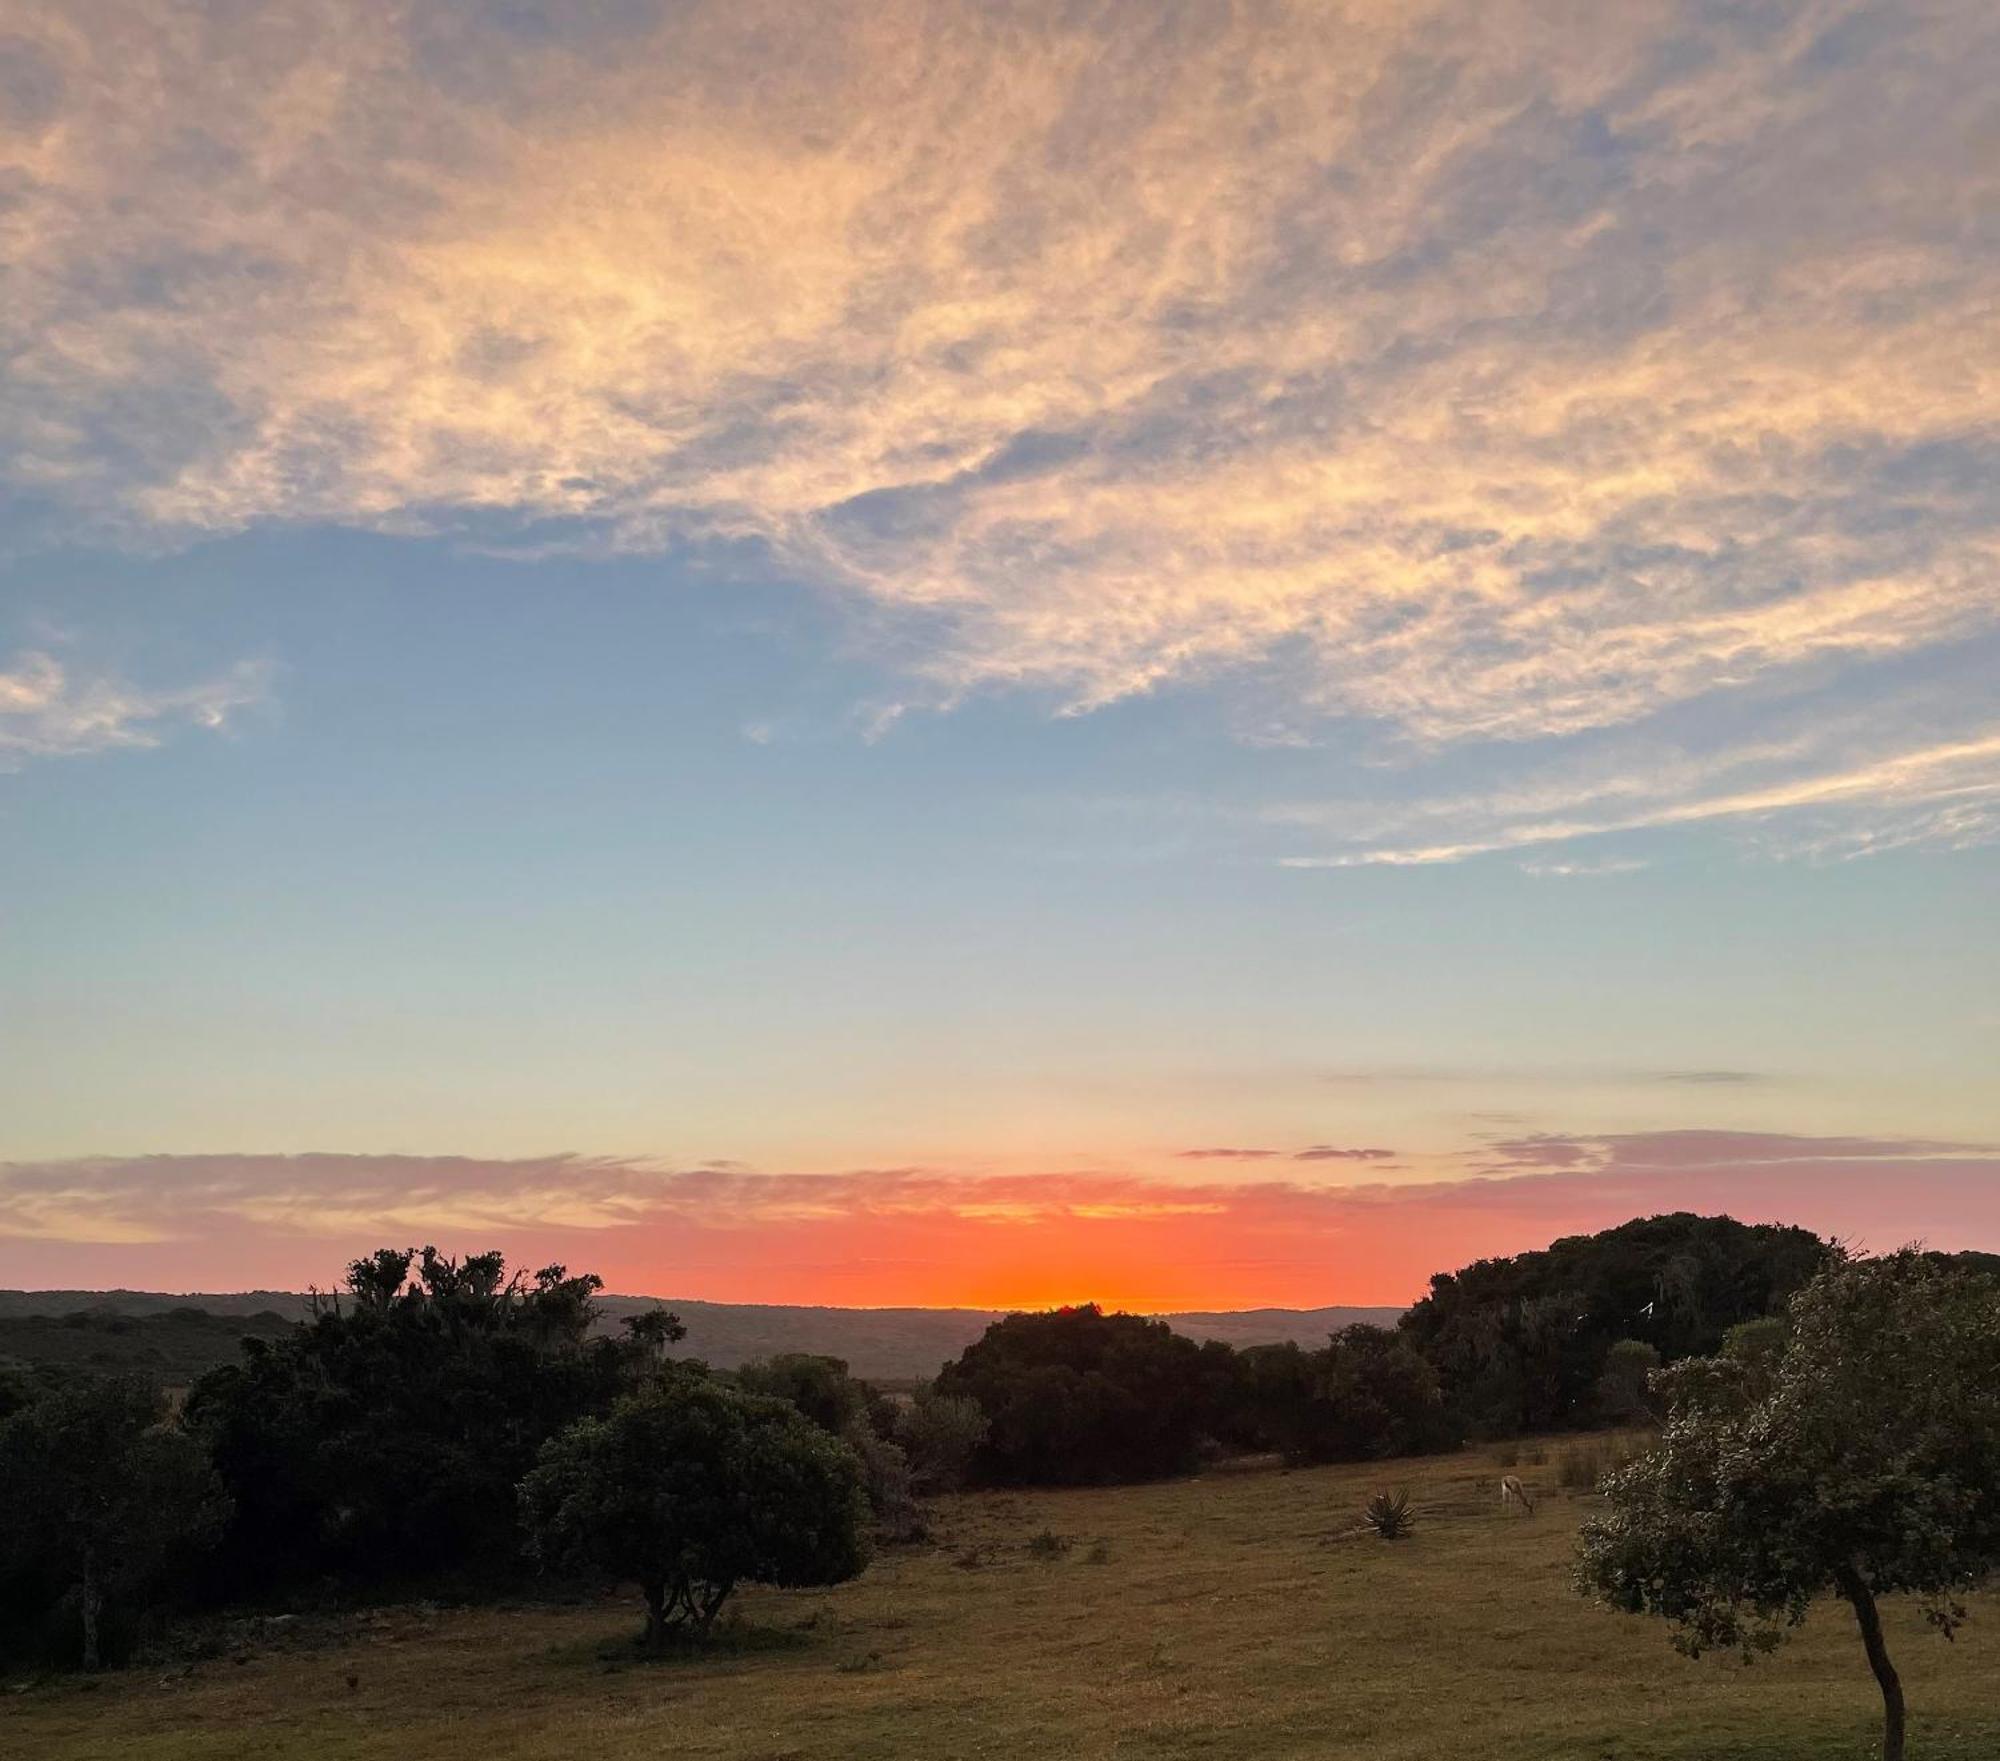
[0, 0, 1995, 1301]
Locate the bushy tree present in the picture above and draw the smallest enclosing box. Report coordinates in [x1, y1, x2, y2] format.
[1576, 1252, 2000, 1761]
[185, 1247, 667, 1591]
[897, 1387, 990, 1492]
[0, 1376, 229, 1669]
[519, 1375, 870, 1642]
[1403, 1212, 1830, 1435]
[735, 1353, 874, 1436]
[936, 1305, 1219, 1486]
[1237, 1327, 1458, 1464]
[1592, 1338, 1661, 1423]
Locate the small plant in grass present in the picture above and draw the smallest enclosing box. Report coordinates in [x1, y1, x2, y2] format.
[1026, 1528, 1073, 1559]
[1363, 1489, 1415, 1539]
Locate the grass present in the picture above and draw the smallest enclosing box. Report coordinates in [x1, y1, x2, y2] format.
[9, 1441, 1999, 1760]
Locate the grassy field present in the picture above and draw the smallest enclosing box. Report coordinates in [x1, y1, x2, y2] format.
[11, 1440, 1998, 1761]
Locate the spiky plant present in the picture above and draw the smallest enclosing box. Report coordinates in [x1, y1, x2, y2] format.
[1363, 1488, 1416, 1539]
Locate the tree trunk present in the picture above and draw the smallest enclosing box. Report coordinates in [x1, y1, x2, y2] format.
[1837, 1566, 1906, 1761]
[79, 1543, 102, 1673]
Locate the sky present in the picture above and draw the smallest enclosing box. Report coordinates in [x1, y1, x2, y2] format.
[1, 0, 1996, 1308]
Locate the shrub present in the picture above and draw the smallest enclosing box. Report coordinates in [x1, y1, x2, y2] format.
[897, 1388, 989, 1493]
[736, 1354, 874, 1436]
[1593, 1339, 1661, 1423]
[520, 1373, 870, 1644]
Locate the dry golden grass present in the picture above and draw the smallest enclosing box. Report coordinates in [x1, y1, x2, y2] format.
[11, 1442, 1998, 1760]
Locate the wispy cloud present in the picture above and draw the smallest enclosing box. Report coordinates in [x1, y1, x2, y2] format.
[1519, 856, 1648, 878]
[0, 649, 269, 767]
[1279, 720, 2000, 868]
[2, 0, 1994, 785]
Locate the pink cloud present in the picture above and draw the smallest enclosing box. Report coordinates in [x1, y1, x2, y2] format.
[2, 1133, 1995, 1309]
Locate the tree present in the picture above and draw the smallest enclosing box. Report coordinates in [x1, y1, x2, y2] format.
[1403, 1213, 1830, 1436]
[1237, 1327, 1458, 1464]
[520, 1375, 870, 1642]
[935, 1305, 1218, 1485]
[736, 1353, 873, 1436]
[186, 1247, 660, 1592]
[1576, 1252, 2000, 1761]
[0, 1376, 229, 1669]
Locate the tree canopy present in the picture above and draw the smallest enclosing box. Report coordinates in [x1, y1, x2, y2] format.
[0, 1376, 229, 1669]
[184, 1247, 677, 1590]
[934, 1304, 1220, 1485]
[1400, 1211, 1831, 1435]
[1576, 1251, 2000, 1761]
[519, 1374, 870, 1642]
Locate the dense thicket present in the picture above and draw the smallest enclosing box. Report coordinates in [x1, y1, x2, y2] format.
[1398, 1213, 1832, 1436]
[1234, 1325, 1460, 1464]
[183, 1248, 680, 1592]
[933, 1305, 1224, 1484]
[0, 1376, 228, 1668]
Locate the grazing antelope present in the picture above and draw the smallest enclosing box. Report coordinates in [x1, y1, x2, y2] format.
[1499, 1473, 1535, 1516]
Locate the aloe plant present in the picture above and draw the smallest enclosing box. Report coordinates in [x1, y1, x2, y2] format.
[1363, 1488, 1415, 1539]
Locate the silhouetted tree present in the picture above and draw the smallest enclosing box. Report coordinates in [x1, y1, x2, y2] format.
[936, 1306, 1217, 1485]
[1237, 1327, 1458, 1464]
[1403, 1213, 1831, 1435]
[1577, 1253, 2000, 1761]
[0, 1376, 229, 1669]
[520, 1375, 870, 1642]
[186, 1247, 659, 1592]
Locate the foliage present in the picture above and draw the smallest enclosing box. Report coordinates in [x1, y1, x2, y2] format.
[184, 1248, 675, 1592]
[1576, 1252, 2000, 1761]
[519, 1374, 870, 1642]
[736, 1352, 876, 1436]
[1362, 1488, 1415, 1539]
[1592, 1338, 1662, 1423]
[1237, 1326, 1459, 1464]
[896, 1387, 990, 1493]
[0, 1307, 296, 1383]
[0, 1375, 230, 1669]
[934, 1305, 1219, 1485]
[1401, 1212, 1832, 1436]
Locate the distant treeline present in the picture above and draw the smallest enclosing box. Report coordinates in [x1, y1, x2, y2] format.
[3, 1213, 1994, 1671]
[0, 1308, 296, 1390]
[0, 1289, 1402, 1382]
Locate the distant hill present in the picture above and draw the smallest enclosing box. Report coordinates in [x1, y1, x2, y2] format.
[0, 1289, 1402, 1382]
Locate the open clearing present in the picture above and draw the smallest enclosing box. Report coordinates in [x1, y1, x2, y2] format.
[11, 1442, 1998, 1761]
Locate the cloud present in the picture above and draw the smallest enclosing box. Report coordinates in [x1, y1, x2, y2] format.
[1277, 702, 2000, 866]
[0, 649, 268, 766]
[1291, 1146, 1397, 1162]
[1176, 1147, 1284, 1161]
[6, 1132, 1996, 1307]
[1478, 1128, 1985, 1175]
[1, 0, 1994, 790]
[1519, 856, 1648, 878]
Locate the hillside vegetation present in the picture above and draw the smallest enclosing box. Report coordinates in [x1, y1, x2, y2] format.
[0, 1291, 1403, 1382]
